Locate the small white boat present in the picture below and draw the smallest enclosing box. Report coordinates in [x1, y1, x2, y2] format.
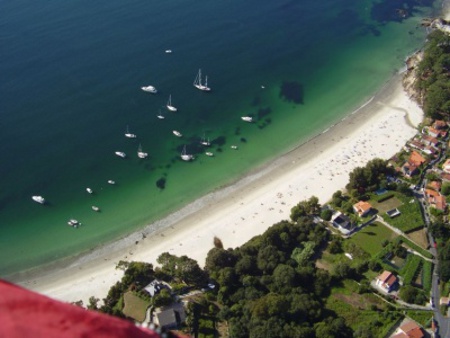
[193, 69, 211, 92]
[181, 145, 194, 161]
[32, 195, 45, 204]
[261, 85, 265, 89]
[92, 206, 100, 212]
[141, 85, 157, 93]
[167, 95, 177, 112]
[115, 151, 126, 158]
[125, 125, 137, 138]
[67, 219, 80, 228]
[108, 180, 116, 185]
[157, 109, 165, 120]
[231, 145, 238, 150]
[165, 49, 172, 54]
[173, 130, 182, 137]
[137, 144, 148, 159]
[205, 152, 214, 157]
[86, 188, 93, 194]
[241, 116, 253, 123]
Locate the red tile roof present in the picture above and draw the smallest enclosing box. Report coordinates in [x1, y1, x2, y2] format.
[409, 151, 426, 167]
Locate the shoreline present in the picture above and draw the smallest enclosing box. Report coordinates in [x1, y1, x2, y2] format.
[13, 70, 423, 305]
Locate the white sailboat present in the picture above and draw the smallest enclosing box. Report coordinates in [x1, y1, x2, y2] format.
[200, 133, 210, 146]
[157, 109, 165, 120]
[115, 151, 126, 158]
[125, 125, 137, 138]
[193, 69, 211, 92]
[205, 152, 214, 157]
[86, 188, 93, 194]
[137, 144, 148, 159]
[241, 116, 253, 123]
[166, 95, 178, 112]
[181, 145, 194, 161]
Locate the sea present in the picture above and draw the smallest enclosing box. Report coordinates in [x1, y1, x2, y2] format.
[0, 0, 441, 277]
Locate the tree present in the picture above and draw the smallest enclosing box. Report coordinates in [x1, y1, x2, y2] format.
[321, 208, 333, 221]
[272, 264, 297, 292]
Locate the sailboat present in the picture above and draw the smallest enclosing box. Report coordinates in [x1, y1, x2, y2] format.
[181, 145, 194, 161]
[200, 133, 210, 146]
[137, 144, 148, 159]
[124, 125, 137, 138]
[193, 69, 211, 92]
[166, 95, 178, 112]
[157, 109, 165, 120]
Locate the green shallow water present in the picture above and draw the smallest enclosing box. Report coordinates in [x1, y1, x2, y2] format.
[0, 0, 440, 275]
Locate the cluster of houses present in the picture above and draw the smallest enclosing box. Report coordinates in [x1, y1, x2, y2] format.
[398, 119, 450, 214]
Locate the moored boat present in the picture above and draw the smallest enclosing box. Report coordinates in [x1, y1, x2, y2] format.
[205, 152, 214, 157]
[173, 130, 182, 137]
[67, 219, 80, 228]
[166, 95, 177, 112]
[137, 144, 148, 159]
[92, 206, 100, 212]
[108, 180, 116, 185]
[241, 116, 253, 123]
[181, 145, 194, 161]
[193, 69, 211, 92]
[32, 195, 45, 204]
[125, 125, 137, 138]
[157, 109, 165, 120]
[141, 85, 157, 93]
[86, 188, 93, 194]
[115, 151, 126, 158]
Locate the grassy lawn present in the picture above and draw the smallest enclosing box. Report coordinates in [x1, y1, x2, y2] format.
[325, 280, 402, 337]
[406, 228, 429, 250]
[371, 196, 403, 214]
[348, 222, 398, 257]
[381, 199, 424, 233]
[405, 311, 433, 328]
[122, 291, 150, 322]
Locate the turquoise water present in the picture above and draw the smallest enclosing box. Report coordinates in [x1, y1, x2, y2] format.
[0, 0, 438, 276]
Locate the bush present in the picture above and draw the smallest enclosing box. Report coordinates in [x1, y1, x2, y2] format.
[377, 194, 394, 203]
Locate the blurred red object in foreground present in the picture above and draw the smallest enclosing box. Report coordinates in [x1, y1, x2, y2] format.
[0, 280, 185, 338]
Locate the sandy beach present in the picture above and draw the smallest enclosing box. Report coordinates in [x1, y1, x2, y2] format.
[13, 71, 423, 305]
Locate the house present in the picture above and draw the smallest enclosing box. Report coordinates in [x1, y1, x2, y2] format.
[441, 172, 450, 182]
[154, 304, 186, 331]
[401, 151, 427, 177]
[376, 270, 398, 292]
[427, 180, 442, 192]
[353, 201, 372, 217]
[433, 119, 448, 130]
[425, 189, 447, 211]
[331, 212, 354, 234]
[427, 126, 441, 138]
[391, 320, 425, 338]
[401, 161, 419, 177]
[144, 280, 170, 297]
[422, 134, 439, 147]
[443, 158, 450, 173]
[409, 151, 427, 167]
[440, 296, 450, 306]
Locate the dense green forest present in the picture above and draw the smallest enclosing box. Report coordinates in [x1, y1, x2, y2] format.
[416, 29, 450, 120]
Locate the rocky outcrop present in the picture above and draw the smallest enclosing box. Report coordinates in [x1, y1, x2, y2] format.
[403, 51, 424, 106]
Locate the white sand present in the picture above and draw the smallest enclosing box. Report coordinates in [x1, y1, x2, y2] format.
[17, 74, 423, 305]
